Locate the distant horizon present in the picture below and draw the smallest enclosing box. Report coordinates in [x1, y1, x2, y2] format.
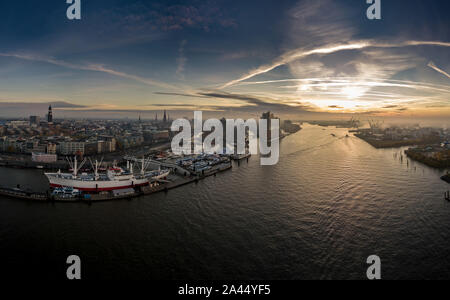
[0, 0, 449, 120]
[1, 112, 450, 129]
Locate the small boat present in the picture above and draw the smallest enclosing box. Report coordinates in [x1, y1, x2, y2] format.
[445, 191, 450, 201]
[145, 169, 171, 180]
[36, 166, 44, 169]
[46, 157, 149, 192]
[52, 186, 80, 197]
[442, 174, 450, 184]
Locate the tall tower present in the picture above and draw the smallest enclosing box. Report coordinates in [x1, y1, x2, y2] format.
[48, 105, 53, 123]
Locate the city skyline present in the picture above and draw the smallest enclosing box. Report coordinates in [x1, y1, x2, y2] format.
[0, 0, 449, 122]
[1, 1, 450, 281]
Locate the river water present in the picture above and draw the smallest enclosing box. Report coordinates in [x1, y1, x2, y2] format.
[1, 124, 449, 280]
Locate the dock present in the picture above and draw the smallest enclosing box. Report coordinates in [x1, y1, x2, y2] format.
[0, 187, 49, 202]
[231, 153, 251, 161]
[0, 162, 232, 203]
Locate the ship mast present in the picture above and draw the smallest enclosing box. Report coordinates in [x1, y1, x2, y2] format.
[88, 157, 103, 180]
[70, 156, 87, 177]
[137, 156, 152, 176]
[74, 156, 77, 176]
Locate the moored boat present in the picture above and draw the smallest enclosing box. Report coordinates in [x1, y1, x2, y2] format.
[45, 157, 150, 192]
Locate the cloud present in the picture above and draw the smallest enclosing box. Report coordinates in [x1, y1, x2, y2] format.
[176, 40, 188, 79]
[155, 89, 314, 113]
[220, 0, 450, 92]
[0, 101, 86, 117]
[154, 92, 208, 98]
[220, 40, 450, 89]
[150, 4, 237, 32]
[0, 52, 180, 91]
[204, 0, 450, 116]
[0, 101, 85, 109]
[428, 61, 450, 79]
[236, 78, 450, 94]
[287, 0, 356, 48]
[98, 2, 237, 34]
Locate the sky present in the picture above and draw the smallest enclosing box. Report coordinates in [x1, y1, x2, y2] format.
[0, 0, 449, 123]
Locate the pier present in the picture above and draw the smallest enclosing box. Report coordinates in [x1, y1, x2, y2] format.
[0, 162, 232, 203]
[125, 156, 192, 176]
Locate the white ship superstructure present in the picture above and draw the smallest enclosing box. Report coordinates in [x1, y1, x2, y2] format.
[45, 157, 150, 192]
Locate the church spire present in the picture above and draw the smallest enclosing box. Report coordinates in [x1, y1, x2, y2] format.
[48, 105, 53, 123]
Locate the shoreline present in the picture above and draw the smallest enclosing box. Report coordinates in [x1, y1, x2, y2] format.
[0, 162, 233, 203]
[404, 149, 450, 170]
[351, 133, 450, 183]
[354, 134, 441, 149]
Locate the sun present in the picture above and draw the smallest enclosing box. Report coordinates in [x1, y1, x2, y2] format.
[342, 86, 365, 99]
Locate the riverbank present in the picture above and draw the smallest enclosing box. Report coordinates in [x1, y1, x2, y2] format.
[354, 134, 441, 149]
[404, 149, 450, 169]
[0, 162, 233, 203]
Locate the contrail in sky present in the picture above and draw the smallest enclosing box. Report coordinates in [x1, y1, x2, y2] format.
[428, 61, 450, 79]
[220, 40, 450, 89]
[0, 52, 179, 91]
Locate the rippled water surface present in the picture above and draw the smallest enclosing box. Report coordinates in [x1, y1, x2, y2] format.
[1, 124, 449, 279]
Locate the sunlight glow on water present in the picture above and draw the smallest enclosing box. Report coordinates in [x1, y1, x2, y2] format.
[0, 124, 449, 279]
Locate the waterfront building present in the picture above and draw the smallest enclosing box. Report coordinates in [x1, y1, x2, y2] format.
[261, 111, 278, 140]
[151, 130, 170, 143]
[32, 152, 57, 163]
[47, 105, 53, 124]
[9, 121, 29, 128]
[58, 141, 85, 155]
[29, 116, 40, 125]
[46, 143, 57, 154]
[97, 140, 116, 153]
